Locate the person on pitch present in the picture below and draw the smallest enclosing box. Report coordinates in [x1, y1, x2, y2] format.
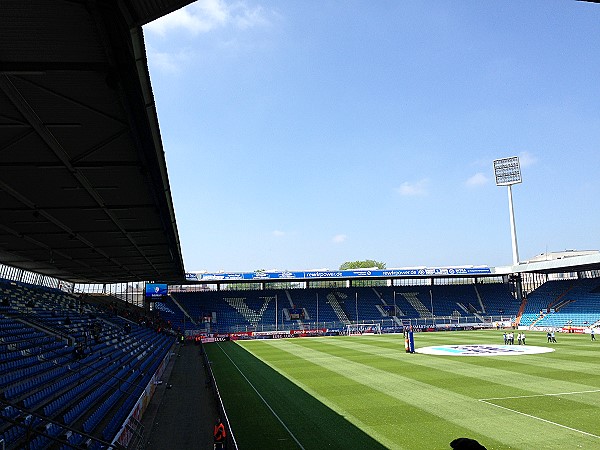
[214, 417, 227, 449]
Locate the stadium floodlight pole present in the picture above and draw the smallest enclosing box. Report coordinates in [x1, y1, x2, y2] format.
[507, 185, 519, 265]
[494, 156, 522, 266]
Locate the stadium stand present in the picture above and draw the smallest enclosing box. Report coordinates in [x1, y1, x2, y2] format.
[163, 282, 524, 334]
[0, 279, 175, 449]
[520, 278, 600, 327]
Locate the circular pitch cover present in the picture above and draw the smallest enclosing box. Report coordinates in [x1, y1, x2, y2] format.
[415, 344, 555, 356]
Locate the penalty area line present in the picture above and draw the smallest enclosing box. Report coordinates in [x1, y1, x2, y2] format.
[216, 342, 306, 450]
[480, 388, 600, 401]
[478, 399, 600, 440]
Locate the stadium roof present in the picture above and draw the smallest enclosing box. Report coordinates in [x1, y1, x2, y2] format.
[0, 1, 193, 284]
[498, 252, 600, 276]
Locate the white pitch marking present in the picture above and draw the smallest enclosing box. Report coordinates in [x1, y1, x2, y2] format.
[478, 397, 600, 440]
[217, 342, 306, 450]
[480, 388, 600, 401]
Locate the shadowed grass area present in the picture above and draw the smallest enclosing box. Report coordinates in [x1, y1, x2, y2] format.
[207, 331, 600, 449]
[205, 341, 388, 450]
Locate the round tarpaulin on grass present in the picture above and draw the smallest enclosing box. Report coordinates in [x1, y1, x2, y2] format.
[415, 344, 555, 356]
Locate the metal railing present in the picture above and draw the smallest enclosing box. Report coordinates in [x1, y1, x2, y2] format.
[218, 314, 516, 334]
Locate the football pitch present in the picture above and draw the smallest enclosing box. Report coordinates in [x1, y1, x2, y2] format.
[204, 330, 600, 449]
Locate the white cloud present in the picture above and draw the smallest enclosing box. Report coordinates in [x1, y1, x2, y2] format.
[465, 172, 488, 187]
[518, 151, 537, 168]
[147, 48, 192, 73]
[332, 234, 347, 244]
[146, 0, 271, 36]
[272, 230, 286, 237]
[396, 178, 429, 196]
[232, 3, 271, 29]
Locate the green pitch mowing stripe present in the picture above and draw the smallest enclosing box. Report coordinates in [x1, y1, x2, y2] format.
[317, 336, 600, 400]
[480, 390, 600, 439]
[238, 339, 498, 449]
[205, 341, 387, 450]
[206, 331, 600, 449]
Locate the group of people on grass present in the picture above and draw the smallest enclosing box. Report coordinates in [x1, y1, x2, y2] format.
[498, 330, 600, 344]
[503, 331, 526, 345]
[502, 328, 597, 344]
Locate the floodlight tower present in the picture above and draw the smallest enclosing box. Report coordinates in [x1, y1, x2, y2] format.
[493, 156, 522, 266]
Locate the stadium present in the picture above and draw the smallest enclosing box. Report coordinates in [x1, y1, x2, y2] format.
[1, 1, 600, 449]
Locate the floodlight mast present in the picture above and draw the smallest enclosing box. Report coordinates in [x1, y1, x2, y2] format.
[493, 156, 522, 266]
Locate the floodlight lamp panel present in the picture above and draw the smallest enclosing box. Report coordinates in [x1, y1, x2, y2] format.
[493, 156, 522, 186]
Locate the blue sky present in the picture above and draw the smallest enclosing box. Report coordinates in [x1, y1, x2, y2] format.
[143, 0, 600, 273]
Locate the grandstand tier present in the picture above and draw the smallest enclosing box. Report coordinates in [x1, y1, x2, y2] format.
[161, 282, 522, 334]
[0, 280, 176, 449]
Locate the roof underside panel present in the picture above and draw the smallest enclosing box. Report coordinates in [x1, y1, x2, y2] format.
[123, 0, 197, 27]
[0, 0, 187, 283]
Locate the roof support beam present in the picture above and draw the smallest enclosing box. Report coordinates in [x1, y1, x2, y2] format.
[0, 74, 160, 274]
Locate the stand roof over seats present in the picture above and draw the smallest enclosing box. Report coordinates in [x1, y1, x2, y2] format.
[0, 0, 194, 284]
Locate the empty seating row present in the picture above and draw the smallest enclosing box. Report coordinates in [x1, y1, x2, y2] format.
[0, 278, 176, 448]
[169, 283, 523, 333]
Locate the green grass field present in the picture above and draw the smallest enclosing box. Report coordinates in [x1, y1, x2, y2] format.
[205, 330, 600, 449]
